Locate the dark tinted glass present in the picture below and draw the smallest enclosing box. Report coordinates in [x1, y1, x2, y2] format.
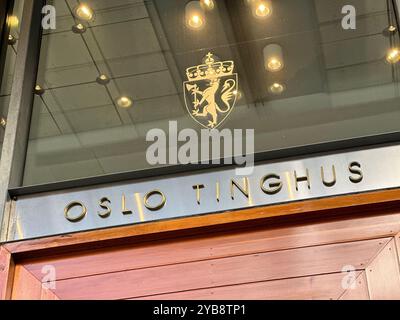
[24, 0, 400, 185]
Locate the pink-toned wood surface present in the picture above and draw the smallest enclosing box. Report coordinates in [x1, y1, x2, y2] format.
[366, 239, 400, 299]
[0, 247, 13, 300]
[11, 266, 42, 300]
[40, 287, 60, 300]
[395, 232, 400, 266]
[339, 272, 370, 300]
[22, 212, 400, 282]
[52, 239, 386, 300]
[133, 272, 362, 300]
[4, 189, 400, 300]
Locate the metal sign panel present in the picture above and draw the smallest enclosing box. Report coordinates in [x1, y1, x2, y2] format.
[8, 145, 400, 241]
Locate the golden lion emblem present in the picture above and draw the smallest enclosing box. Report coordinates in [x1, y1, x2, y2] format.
[184, 52, 238, 129]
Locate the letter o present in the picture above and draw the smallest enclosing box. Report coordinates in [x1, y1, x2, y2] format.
[64, 201, 87, 222]
[143, 190, 166, 211]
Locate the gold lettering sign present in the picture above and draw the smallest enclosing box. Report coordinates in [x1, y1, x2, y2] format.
[64, 201, 87, 223]
[184, 52, 238, 129]
[143, 190, 167, 211]
[63, 161, 364, 223]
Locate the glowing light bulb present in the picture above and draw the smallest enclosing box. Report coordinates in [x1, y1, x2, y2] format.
[233, 90, 243, 100]
[74, 4, 95, 21]
[72, 23, 87, 34]
[252, 0, 272, 18]
[7, 15, 19, 28]
[383, 25, 397, 37]
[117, 96, 133, 108]
[190, 15, 203, 28]
[7, 34, 16, 45]
[96, 74, 110, 85]
[267, 58, 283, 71]
[34, 85, 45, 95]
[269, 83, 285, 95]
[264, 44, 284, 72]
[186, 1, 206, 30]
[200, 0, 215, 10]
[386, 48, 400, 64]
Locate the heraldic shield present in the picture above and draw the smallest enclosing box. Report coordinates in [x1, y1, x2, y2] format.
[184, 52, 238, 129]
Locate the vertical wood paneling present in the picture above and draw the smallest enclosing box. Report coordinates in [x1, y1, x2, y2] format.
[366, 239, 400, 300]
[0, 246, 13, 300]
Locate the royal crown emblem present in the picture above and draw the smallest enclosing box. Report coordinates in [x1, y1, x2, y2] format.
[184, 52, 238, 129]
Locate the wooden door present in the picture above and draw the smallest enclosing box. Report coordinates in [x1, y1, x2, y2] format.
[3, 208, 400, 300]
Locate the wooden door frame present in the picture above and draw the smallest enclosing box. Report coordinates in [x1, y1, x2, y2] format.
[2, 188, 400, 300]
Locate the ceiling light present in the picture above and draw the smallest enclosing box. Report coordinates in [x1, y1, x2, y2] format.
[96, 74, 110, 85]
[72, 23, 87, 34]
[186, 1, 206, 30]
[200, 0, 215, 10]
[34, 85, 45, 95]
[7, 15, 19, 28]
[251, 0, 272, 18]
[117, 96, 133, 108]
[73, 3, 95, 21]
[7, 34, 16, 45]
[233, 89, 243, 100]
[268, 82, 285, 95]
[383, 25, 397, 37]
[386, 47, 400, 64]
[263, 44, 284, 72]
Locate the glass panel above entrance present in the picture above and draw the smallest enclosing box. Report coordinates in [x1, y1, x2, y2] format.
[23, 0, 400, 185]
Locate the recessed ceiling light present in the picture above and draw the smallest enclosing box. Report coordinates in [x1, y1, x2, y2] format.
[7, 34, 16, 45]
[186, 1, 206, 30]
[34, 85, 45, 95]
[117, 96, 133, 108]
[233, 89, 243, 100]
[7, 15, 19, 28]
[73, 3, 95, 21]
[386, 47, 400, 64]
[96, 74, 110, 85]
[252, 0, 272, 18]
[72, 23, 87, 34]
[268, 82, 285, 95]
[383, 25, 397, 37]
[200, 0, 214, 10]
[264, 44, 284, 72]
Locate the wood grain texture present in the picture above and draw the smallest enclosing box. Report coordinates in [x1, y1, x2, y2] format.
[40, 287, 59, 300]
[22, 211, 400, 282]
[395, 232, 400, 267]
[339, 272, 370, 300]
[131, 272, 362, 300]
[52, 239, 387, 300]
[11, 265, 42, 300]
[6, 188, 400, 257]
[366, 239, 400, 300]
[0, 246, 13, 300]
